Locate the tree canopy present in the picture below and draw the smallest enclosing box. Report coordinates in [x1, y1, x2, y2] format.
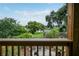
[26, 21, 45, 34]
[0, 17, 26, 38]
[45, 4, 67, 32]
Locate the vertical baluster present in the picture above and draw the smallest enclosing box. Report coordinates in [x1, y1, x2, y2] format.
[62, 46, 64, 56]
[68, 44, 73, 56]
[24, 46, 26, 56]
[5, 46, 8, 56]
[18, 46, 20, 56]
[56, 46, 58, 56]
[30, 46, 32, 56]
[37, 46, 38, 56]
[43, 46, 45, 56]
[0, 45, 2, 56]
[12, 46, 14, 56]
[49, 46, 51, 56]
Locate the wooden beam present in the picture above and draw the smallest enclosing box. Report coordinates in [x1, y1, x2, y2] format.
[0, 45, 2, 56]
[67, 3, 74, 40]
[68, 3, 79, 56]
[72, 3, 79, 56]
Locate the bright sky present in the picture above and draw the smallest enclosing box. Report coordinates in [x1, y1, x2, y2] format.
[0, 3, 64, 26]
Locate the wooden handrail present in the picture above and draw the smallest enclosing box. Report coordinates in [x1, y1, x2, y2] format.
[0, 38, 73, 56]
[0, 38, 72, 46]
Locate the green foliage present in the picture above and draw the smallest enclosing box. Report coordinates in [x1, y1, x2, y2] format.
[15, 33, 32, 38]
[32, 32, 44, 38]
[12, 25, 27, 36]
[15, 32, 44, 38]
[46, 15, 53, 28]
[0, 17, 27, 38]
[0, 17, 16, 38]
[56, 4, 67, 27]
[45, 4, 67, 31]
[26, 21, 45, 34]
[0, 4, 67, 38]
[45, 27, 60, 38]
[0, 17, 45, 38]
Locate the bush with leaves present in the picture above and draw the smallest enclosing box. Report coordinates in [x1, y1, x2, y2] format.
[15, 33, 32, 38]
[45, 27, 60, 38]
[26, 21, 45, 34]
[0, 17, 27, 38]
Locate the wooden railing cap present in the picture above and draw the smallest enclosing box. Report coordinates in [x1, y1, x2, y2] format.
[0, 38, 72, 42]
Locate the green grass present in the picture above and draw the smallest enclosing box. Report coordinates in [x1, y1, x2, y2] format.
[14, 33, 32, 38]
[14, 32, 44, 38]
[32, 32, 44, 38]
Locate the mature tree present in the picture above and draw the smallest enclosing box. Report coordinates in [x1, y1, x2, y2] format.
[46, 15, 52, 28]
[56, 4, 67, 27]
[0, 17, 16, 38]
[12, 25, 26, 36]
[26, 21, 45, 34]
[55, 4, 67, 32]
[0, 17, 26, 38]
[45, 4, 67, 32]
[46, 11, 56, 28]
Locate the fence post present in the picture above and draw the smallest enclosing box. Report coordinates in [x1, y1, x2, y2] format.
[0, 44, 2, 56]
[68, 43, 73, 56]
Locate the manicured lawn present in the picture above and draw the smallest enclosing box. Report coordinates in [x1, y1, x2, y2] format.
[14, 32, 44, 38]
[32, 32, 44, 38]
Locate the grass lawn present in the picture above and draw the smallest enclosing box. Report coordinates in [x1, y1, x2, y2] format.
[14, 32, 44, 38]
[32, 32, 44, 38]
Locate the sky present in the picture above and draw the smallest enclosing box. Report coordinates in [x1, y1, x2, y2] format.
[0, 3, 64, 26]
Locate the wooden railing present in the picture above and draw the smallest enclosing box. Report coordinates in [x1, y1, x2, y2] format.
[0, 38, 73, 56]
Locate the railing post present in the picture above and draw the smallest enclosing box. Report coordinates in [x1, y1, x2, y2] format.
[68, 43, 73, 56]
[67, 3, 74, 56]
[0, 45, 2, 56]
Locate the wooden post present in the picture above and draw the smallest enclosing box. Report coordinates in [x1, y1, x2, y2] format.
[0, 45, 2, 56]
[72, 3, 79, 56]
[67, 3, 74, 40]
[68, 3, 79, 56]
[67, 3, 74, 56]
[68, 43, 73, 56]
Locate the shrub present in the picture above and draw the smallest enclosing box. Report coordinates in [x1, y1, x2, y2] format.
[32, 32, 44, 38]
[45, 27, 59, 38]
[15, 33, 32, 38]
